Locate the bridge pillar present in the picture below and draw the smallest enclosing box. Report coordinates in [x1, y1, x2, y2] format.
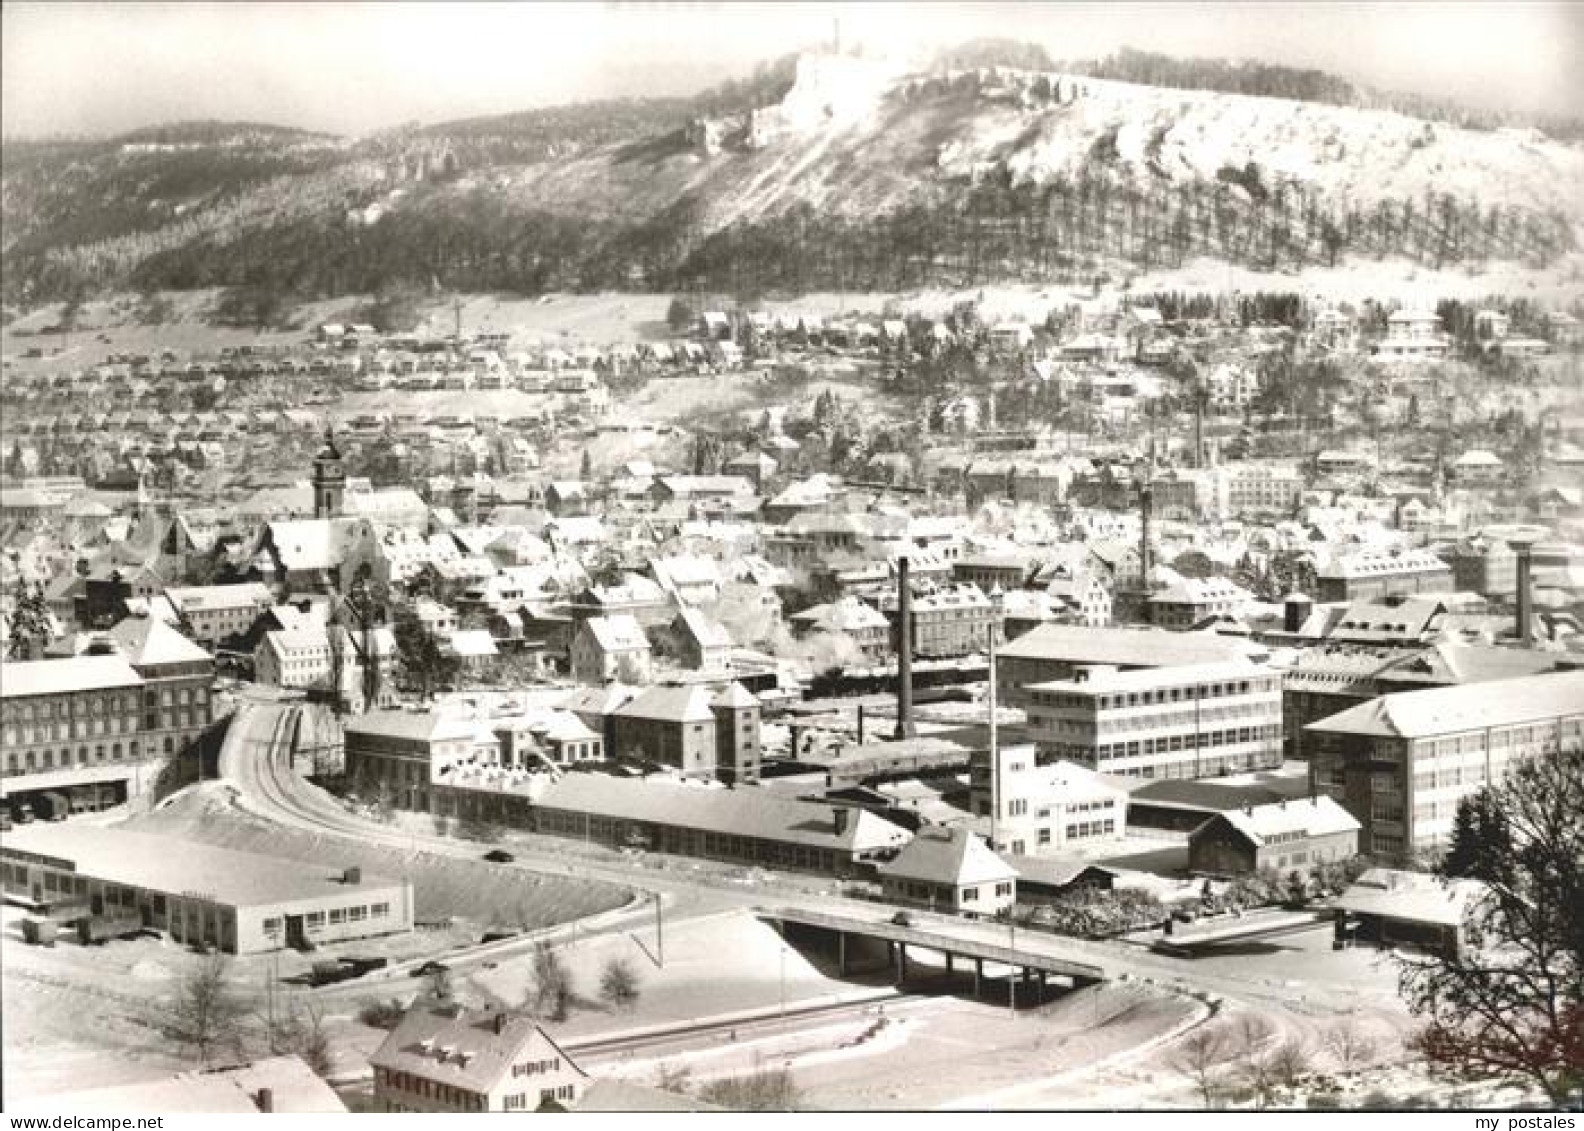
[973, 958, 983, 996]
[837, 931, 848, 976]
[895, 942, 908, 986]
[945, 952, 955, 976]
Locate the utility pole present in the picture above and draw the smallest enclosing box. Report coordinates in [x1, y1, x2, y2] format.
[653, 892, 664, 967]
[1008, 915, 1017, 1020]
[987, 593, 1001, 852]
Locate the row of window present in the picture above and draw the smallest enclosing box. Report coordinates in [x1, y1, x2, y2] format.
[379, 1070, 486, 1111]
[511, 1058, 562, 1078]
[1087, 725, 1282, 761]
[261, 902, 391, 935]
[4, 738, 174, 775]
[1071, 753, 1279, 780]
[1036, 679, 1271, 711]
[1033, 818, 1118, 845]
[503, 1086, 576, 1110]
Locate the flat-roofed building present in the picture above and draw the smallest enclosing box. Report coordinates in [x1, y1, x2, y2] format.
[997, 623, 1267, 709]
[0, 824, 412, 953]
[1305, 671, 1584, 865]
[971, 743, 1129, 856]
[1024, 660, 1284, 780]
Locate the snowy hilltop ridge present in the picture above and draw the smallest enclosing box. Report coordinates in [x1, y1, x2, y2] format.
[5, 51, 1580, 304]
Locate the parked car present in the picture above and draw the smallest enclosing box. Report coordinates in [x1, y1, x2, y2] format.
[483, 849, 515, 864]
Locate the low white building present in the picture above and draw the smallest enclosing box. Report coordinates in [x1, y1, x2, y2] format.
[972, 744, 1129, 856]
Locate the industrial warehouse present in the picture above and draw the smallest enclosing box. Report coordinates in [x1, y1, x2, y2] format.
[0, 824, 413, 954]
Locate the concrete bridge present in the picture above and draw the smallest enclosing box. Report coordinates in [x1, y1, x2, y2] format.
[762, 906, 1106, 1004]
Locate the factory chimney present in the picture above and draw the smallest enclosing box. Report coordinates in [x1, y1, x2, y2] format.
[1511, 539, 1535, 647]
[1138, 472, 1155, 586]
[894, 556, 916, 739]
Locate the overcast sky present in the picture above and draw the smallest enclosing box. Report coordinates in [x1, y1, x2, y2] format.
[3, 2, 1580, 139]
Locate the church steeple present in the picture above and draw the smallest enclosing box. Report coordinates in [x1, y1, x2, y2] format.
[312, 424, 346, 519]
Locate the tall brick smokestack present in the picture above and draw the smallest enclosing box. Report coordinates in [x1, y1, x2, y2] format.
[894, 556, 915, 739]
[1511, 539, 1534, 647]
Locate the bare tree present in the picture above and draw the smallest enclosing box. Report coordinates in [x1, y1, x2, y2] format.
[296, 1002, 335, 1078]
[1267, 1039, 1313, 1091]
[1397, 745, 1584, 1105]
[527, 941, 574, 1021]
[1170, 1024, 1233, 1108]
[169, 952, 247, 1066]
[1326, 1020, 1377, 1074]
[599, 957, 642, 1011]
[263, 999, 334, 1078]
[1228, 1015, 1279, 1109]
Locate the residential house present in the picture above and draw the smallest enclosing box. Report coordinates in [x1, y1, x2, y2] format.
[569, 615, 653, 685]
[878, 583, 1000, 659]
[1146, 575, 1252, 629]
[790, 596, 890, 661]
[877, 826, 1017, 918]
[1187, 796, 1360, 876]
[166, 582, 274, 648]
[670, 607, 733, 673]
[371, 1003, 587, 1113]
